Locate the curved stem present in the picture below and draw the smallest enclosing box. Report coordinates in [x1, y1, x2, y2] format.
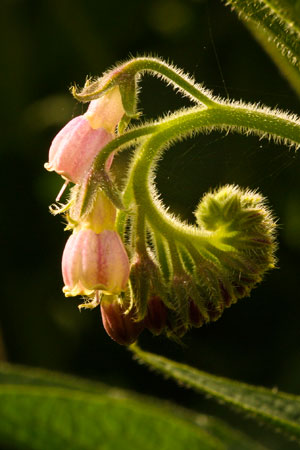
[119, 57, 216, 107]
[74, 56, 217, 107]
[88, 100, 300, 245]
[93, 123, 159, 172]
[93, 102, 300, 174]
[130, 104, 300, 246]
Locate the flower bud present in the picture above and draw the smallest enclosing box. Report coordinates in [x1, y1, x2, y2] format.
[69, 187, 116, 233]
[62, 229, 130, 297]
[189, 300, 205, 328]
[84, 86, 125, 132]
[83, 191, 116, 233]
[129, 254, 157, 319]
[144, 296, 168, 335]
[45, 87, 125, 184]
[100, 296, 144, 345]
[194, 184, 276, 308]
[206, 301, 224, 322]
[219, 281, 232, 307]
[166, 316, 188, 340]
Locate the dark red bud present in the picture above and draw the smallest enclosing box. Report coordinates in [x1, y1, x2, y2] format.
[144, 296, 168, 335]
[175, 326, 187, 338]
[167, 323, 188, 339]
[189, 300, 205, 328]
[100, 298, 144, 346]
[233, 275, 255, 298]
[206, 302, 224, 321]
[219, 281, 232, 307]
[233, 285, 248, 298]
[166, 315, 188, 339]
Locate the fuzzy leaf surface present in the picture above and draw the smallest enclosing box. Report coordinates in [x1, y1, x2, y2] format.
[224, 0, 300, 96]
[132, 345, 300, 442]
[0, 363, 267, 450]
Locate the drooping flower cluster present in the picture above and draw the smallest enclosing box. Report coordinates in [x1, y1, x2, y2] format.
[45, 86, 138, 343]
[46, 58, 278, 346]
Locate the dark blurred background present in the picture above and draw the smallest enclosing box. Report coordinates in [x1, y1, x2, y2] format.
[1, 0, 300, 448]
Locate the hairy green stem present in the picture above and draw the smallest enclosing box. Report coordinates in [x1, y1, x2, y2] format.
[119, 57, 217, 107]
[74, 56, 217, 107]
[94, 123, 159, 172]
[90, 100, 300, 244]
[130, 104, 300, 246]
[94, 103, 300, 173]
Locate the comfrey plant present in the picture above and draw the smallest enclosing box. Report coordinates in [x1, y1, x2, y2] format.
[45, 56, 299, 346]
[2, 3, 300, 449]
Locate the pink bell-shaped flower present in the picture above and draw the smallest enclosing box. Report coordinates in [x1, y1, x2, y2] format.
[45, 87, 124, 184]
[62, 228, 130, 297]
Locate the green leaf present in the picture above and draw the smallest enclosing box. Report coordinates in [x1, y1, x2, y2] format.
[131, 344, 300, 443]
[224, 0, 300, 97]
[0, 362, 267, 450]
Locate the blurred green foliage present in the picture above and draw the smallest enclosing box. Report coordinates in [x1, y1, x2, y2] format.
[0, 363, 270, 450]
[1, 0, 300, 448]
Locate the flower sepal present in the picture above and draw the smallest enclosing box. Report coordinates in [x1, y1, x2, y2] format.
[67, 178, 116, 233]
[129, 252, 169, 320]
[72, 64, 139, 118]
[66, 168, 125, 233]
